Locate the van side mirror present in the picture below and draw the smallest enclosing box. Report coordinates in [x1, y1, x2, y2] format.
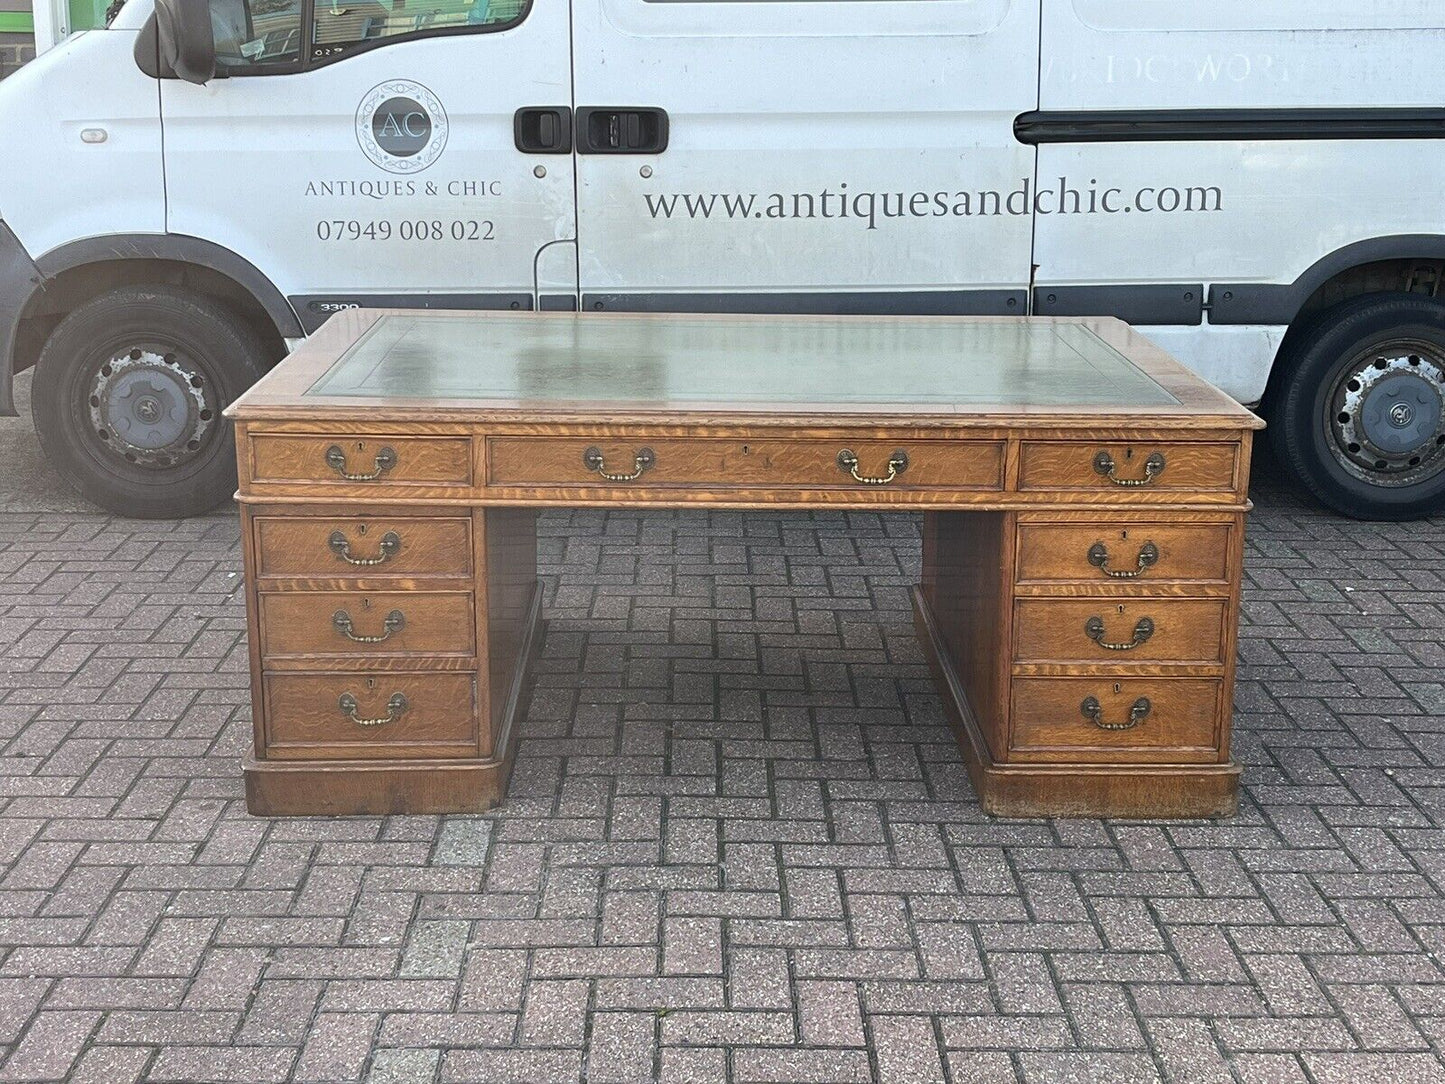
[134, 0, 215, 84]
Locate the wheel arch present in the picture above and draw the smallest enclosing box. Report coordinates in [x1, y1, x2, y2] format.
[12, 234, 302, 399]
[1238, 235, 1445, 408]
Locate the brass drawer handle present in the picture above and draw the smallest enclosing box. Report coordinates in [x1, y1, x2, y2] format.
[332, 608, 405, 644]
[1084, 615, 1155, 651]
[584, 446, 655, 482]
[837, 448, 909, 485]
[328, 529, 401, 567]
[338, 691, 408, 728]
[1093, 450, 1166, 487]
[1087, 540, 1159, 579]
[326, 444, 397, 481]
[1081, 695, 1151, 732]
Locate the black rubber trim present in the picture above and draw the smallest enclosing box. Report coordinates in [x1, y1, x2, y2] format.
[1210, 234, 1445, 325]
[35, 234, 303, 339]
[1015, 108, 1445, 144]
[1033, 284, 1203, 326]
[0, 220, 44, 417]
[290, 292, 534, 333]
[539, 294, 578, 312]
[582, 290, 1026, 316]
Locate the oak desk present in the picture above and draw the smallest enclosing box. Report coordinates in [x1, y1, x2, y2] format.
[227, 310, 1262, 818]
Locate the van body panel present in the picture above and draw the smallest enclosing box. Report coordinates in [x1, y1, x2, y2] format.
[1032, 140, 1443, 291]
[0, 31, 164, 260]
[1136, 325, 1284, 406]
[1041, 1, 1445, 110]
[570, 0, 1038, 305]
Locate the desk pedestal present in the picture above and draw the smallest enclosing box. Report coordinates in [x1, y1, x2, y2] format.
[916, 509, 1240, 818]
[241, 507, 542, 817]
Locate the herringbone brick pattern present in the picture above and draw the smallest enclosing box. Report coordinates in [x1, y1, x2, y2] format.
[1, 454, 1444, 1082]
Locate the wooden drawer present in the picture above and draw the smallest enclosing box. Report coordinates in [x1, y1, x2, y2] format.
[250, 434, 472, 487]
[487, 437, 1005, 491]
[1013, 598, 1228, 666]
[258, 591, 475, 662]
[1010, 678, 1222, 762]
[1018, 441, 1238, 495]
[1016, 521, 1233, 587]
[263, 671, 477, 759]
[253, 516, 472, 579]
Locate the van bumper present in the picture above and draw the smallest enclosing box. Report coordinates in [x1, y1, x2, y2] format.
[0, 219, 43, 418]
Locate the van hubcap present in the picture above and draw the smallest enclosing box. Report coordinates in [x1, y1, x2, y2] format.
[1329, 342, 1445, 488]
[87, 346, 216, 468]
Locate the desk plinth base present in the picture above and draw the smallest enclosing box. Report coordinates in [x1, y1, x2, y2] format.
[245, 755, 515, 816]
[913, 587, 1239, 819]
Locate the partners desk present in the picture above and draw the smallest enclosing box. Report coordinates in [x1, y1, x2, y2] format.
[226, 311, 1262, 819]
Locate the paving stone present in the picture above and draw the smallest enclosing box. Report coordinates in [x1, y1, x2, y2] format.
[367, 1048, 442, 1084]
[292, 1012, 379, 1082]
[519, 979, 590, 1047]
[584, 1011, 657, 1083]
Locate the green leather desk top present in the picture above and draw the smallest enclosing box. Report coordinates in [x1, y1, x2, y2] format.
[304, 312, 1178, 407]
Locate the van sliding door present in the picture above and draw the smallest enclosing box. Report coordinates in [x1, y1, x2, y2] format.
[569, 0, 1039, 315]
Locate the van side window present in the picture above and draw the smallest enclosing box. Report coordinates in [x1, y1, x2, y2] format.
[211, 0, 303, 69]
[311, 0, 528, 61]
[206, 0, 528, 73]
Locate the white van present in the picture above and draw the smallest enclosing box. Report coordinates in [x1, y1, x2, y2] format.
[1, 0, 1443, 519]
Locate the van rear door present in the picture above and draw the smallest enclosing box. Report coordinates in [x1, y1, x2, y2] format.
[569, 0, 1038, 315]
[158, 0, 575, 330]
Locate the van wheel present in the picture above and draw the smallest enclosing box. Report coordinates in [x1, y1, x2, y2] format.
[1267, 293, 1445, 521]
[32, 286, 268, 519]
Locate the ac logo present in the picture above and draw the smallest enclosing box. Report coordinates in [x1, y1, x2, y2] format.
[356, 80, 448, 174]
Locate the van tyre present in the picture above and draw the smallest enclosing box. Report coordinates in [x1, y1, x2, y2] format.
[1267, 293, 1445, 521]
[32, 287, 268, 519]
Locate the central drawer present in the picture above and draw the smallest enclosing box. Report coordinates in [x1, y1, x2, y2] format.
[258, 591, 476, 662]
[262, 671, 478, 759]
[487, 437, 1005, 491]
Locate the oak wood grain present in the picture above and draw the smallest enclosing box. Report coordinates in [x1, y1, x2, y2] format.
[920, 511, 1014, 761]
[488, 437, 1005, 491]
[257, 590, 476, 662]
[913, 587, 1238, 817]
[1015, 521, 1234, 586]
[1018, 441, 1240, 496]
[254, 515, 473, 579]
[262, 671, 476, 759]
[482, 509, 539, 758]
[1010, 677, 1222, 762]
[1012, 597, 1228, 666]
[250, 434, 472, 487]
[243, 756, 512, 816]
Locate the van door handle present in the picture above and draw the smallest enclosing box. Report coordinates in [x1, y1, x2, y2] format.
[514, 107, 572, 154]
[576, 107, 669, 154]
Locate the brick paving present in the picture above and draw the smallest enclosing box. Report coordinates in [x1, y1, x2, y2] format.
[3, 387, 1445, 1081]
